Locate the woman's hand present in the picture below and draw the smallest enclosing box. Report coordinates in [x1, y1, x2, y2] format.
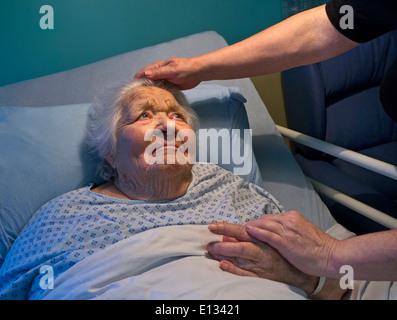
[206, 222, 319, 295]
[245, 211, 339, 277]
[133, 57, 204, 90]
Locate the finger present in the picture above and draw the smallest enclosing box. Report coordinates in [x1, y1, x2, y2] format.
[144, 65, 177, 80]
[207, 252, 258, 276]
[246, 214, 283, 230]
[133, 70, 145, 80]
[133, 61, 167, 80]
[222, 235, 238, 243]
[246, 215, 286, 240]
[208, 222, 256, 243]
[246, 225, 285, 251]
[206, 251, 231, 263]
[219, 260, 258, 278]
[205, 241, 258, 261]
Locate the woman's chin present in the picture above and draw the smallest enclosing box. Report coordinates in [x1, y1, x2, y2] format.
[148, 161, 193, 172]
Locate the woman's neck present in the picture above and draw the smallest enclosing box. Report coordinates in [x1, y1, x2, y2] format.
[93, 166, 192, 201]
[115, 171, 192, 201]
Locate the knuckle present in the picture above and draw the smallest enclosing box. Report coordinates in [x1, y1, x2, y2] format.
[238, 242, 253, 258]
[237, 243, 245, 257]
[286, 210, 302, 224]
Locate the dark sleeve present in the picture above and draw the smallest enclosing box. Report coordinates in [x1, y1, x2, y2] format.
[325, 0, 397, 43]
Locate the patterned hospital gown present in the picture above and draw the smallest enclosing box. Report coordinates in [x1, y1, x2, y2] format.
[0, 163, 283, 299]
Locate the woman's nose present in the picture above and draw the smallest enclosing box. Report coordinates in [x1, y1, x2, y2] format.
[154, 115, 177, 138]
[155, 115, 168, 131]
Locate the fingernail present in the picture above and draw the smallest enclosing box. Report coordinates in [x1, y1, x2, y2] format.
[144, 70, 152, 77]
[219, 260, 230, 271]
[246, 225, 254, 234]
[205, 243, 213, 251]
[208, 223, 217, 231]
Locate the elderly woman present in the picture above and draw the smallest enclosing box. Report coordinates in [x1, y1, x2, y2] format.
[88, 79, 199, 201]
[0, 80, 345, 300]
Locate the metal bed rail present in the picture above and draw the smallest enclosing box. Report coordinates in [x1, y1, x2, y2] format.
[276, 125, 397, 229]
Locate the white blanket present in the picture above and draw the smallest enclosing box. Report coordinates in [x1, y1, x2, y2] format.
[42, 225, 307, 300]
[41, 224, 396, 300]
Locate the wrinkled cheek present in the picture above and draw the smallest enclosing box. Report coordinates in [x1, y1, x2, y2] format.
[143, 139, 165, 165]
[114, 137, 149, 175]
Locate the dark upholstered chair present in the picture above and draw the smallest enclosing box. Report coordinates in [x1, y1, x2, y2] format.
[281, 30, 397, 235]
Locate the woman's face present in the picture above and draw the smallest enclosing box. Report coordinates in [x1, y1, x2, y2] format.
[108, 86, 195, 180]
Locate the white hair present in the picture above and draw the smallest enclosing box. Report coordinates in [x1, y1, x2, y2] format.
[86, 79, 199, 181]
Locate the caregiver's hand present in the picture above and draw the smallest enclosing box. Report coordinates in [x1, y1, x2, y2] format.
[133, 57, 203, 90]
[246, 211, 397, 281]
[206, 222, 319, 295]
[245, 211, 339, 277]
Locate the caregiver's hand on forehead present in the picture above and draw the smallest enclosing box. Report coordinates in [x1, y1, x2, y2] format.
[134, 57, 203, 90]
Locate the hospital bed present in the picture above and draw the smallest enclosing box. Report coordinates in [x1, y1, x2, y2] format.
[0, 31, 395, 299]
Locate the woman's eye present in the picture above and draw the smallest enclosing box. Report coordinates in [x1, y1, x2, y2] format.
[171, 113, 184, 120]
[138, 112, 149, 119]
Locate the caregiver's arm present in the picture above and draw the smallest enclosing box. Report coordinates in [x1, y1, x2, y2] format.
[245, 211, 397, 281]
[134, 4, 358, 89]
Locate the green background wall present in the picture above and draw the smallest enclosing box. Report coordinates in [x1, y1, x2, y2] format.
[0, 0, 282, 87]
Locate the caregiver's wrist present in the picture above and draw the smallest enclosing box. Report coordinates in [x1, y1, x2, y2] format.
[192, 50, 236, 82]
[190, 55, 213, 82]
[323, 238, 344, 279]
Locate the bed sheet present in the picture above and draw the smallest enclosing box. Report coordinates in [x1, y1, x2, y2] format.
[42, 224, 397, 301]
[41, 225, 308, 300]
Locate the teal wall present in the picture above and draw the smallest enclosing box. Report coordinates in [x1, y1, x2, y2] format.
[0, 0, 282, 86]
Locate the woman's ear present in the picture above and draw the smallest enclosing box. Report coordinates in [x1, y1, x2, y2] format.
[106, 155, 116, 169]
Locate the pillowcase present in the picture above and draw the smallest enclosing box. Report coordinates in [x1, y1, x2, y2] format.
[0, 103, 97, 266]
[186, 85, 262, 181]
[0, 84, 261, 265]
